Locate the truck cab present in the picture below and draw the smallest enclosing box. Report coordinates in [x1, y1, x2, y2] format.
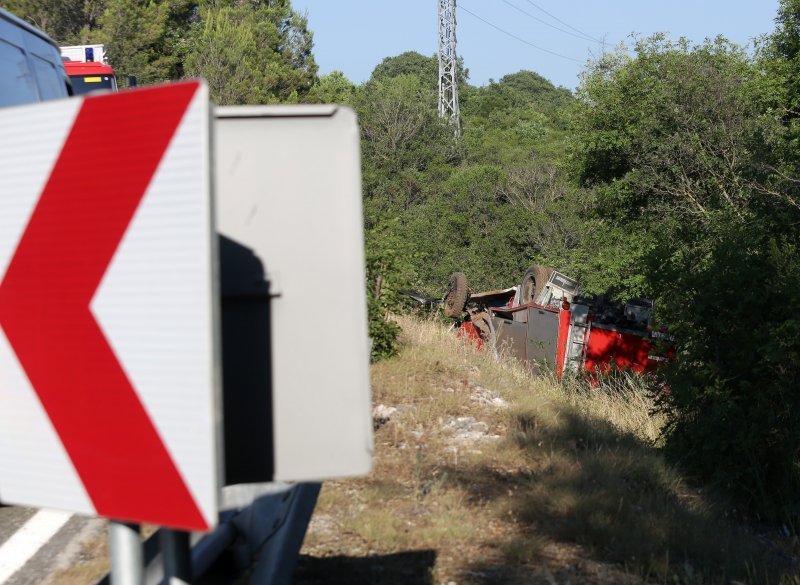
[0, 7, 70, 107]
[62, 60, 117, 94]
[60, 44, 118, 95]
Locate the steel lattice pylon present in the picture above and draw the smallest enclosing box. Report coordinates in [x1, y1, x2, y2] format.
[438, 0, 460, 136]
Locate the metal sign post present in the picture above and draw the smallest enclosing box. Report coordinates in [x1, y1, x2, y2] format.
[161, 529, 192, 584]
[109, 521, 143, 585]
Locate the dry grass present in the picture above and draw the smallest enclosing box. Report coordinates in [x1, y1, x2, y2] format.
[45, 522, 157, 585]
[43, 521, 109, 585]
[295, 315, 799, 585]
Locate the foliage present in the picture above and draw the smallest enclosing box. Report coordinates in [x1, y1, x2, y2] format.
[354, 59, 579, 347]
[370, 50, 468, 89]
[357, 73, 455, 178]
[570, 29, 800, 519]
[184, 0, 316, 104]
[363, 220, 422, 361]
[395, 165, 533, 290]
[183, 4, 263, 103]
[367, 294, 401, 362]
[3, 0, 103, 43]
[9, 0, 317, 97]
[371, 51, 438, 85]
[94, 0, 190, 84]
[355, 64, 578, 302]
[304, 70, 356, 104]
[655, 232, 800, 516]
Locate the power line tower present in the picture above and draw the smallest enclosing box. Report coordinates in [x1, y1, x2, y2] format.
[438, 0, 460, 136]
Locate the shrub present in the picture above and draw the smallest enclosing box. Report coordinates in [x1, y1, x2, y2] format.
[368, 294, 401, 362]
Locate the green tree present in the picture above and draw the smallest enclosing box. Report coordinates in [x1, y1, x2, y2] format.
[757, 0, 800, 218]
[396, 164, 550, 292]
[357, 74, 454, 178]
[461, 70, 572, 168]
[184, 0, 316, 104]
[304, 70, 357, 104]
[570, 31, 800, 518]
[569, 36, 770, 294]
[95, 0, 193, 83]
[371, 51, 438, 84]
[371, 51, 468, 85]
[355, 53, 579, 322]
[3, 0, 103, 43]
[759, 0, 800, 119]
[183, 5, 262, 103]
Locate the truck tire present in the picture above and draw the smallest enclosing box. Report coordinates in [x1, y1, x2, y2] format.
[443, 272, 469, 318]
[520, 264, 554, 305]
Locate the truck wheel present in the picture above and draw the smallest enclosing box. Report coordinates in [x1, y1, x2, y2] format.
[443, 272, 469, 318]
[520, 264, 554, 304]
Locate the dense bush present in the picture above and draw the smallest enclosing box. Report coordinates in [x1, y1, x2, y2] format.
[570, 27, 800, 519]
[367, 294, 401, 362]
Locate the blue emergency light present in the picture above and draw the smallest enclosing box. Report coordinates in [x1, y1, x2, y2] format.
[85, 47, 94, 62]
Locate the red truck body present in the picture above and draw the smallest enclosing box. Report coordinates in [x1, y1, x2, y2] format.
[459, 284, 673, 378]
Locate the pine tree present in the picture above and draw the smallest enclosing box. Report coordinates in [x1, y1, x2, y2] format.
[184, 0, 317, 104]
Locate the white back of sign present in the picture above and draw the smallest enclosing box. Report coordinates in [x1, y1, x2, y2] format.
[215, 105, 372, 481]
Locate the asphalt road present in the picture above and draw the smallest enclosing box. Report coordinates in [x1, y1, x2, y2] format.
[0, 505, 100, 584]
[0, 506, 36, 549]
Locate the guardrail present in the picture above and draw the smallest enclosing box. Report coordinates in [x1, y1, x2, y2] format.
[96, 483, 320, 585]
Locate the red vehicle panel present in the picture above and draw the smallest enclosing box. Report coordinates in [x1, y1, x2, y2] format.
[584, 326, 655, 375]
[457, 320, 484, 349]
[462, 301, 673, 379]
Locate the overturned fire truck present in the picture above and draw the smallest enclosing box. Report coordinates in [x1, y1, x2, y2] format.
[406, 265, 673, 377]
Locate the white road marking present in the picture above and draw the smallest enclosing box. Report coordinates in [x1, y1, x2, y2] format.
[0, 509, 72, 583]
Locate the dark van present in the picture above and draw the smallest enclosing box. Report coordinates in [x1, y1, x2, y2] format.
[0, 7, 70, 107]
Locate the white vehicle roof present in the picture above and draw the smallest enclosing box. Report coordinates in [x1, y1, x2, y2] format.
[60, 44, 106, 64]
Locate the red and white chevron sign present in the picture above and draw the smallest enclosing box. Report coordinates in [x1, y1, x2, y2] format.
[0, 81, 219, 531]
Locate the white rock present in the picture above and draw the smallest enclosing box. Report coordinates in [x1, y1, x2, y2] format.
[442, 416, 476, 432]
[452, 430, 487, 444]
[373, 404, 398, 420]
[469, 386, 509, 409]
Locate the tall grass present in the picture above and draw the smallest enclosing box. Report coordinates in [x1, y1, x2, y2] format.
[353, 315, 797, 584]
